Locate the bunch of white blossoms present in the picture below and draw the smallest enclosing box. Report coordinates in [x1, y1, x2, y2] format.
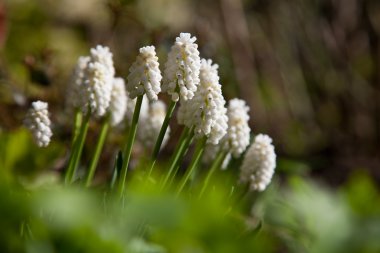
[24, 101, 53, 147]
[138, 100, 170, 148]
[66, 56, 90, 111]
[127, 46, 162, 101]
[162, 33, 201, 102]
[240, 134, 276, 191]
[108, 77, 127, 126]
[225, 99, 251, 158]
[82, 45, 115, 117]
[203, 98, 250, 167]
[178, 59, 228, 145]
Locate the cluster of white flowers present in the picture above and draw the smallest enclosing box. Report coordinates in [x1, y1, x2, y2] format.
[240, 134, 276, 191]
[162, 33, 201, 102]
[225, 99, 251, 158]
[24, 101, 53, 147]
[127, 46, 162, 101]
[137, 100, 170, 149]
[178, 59, 228, 145]
[108, 78, 127, 126]
[82, 45, 115, 117]
[46, 33, 276, 190]
[66, 56, 90, 111]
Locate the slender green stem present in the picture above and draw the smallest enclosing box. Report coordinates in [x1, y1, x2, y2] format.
[160, 126, 193, 189]
[65, 112, 91, 184]
[110, 151, 123, 190]
[118, 95, 144, 196]
[151, 100, 177, 160]
[85, 114, 110, 187]
[167, 130, 195, 187]
[176, 136, 207, 196]
[64, 109, 82, 182]
[199, 150, 227, 198]
[72, 109, 83, 145]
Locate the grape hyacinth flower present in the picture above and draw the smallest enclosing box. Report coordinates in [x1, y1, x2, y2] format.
[109, 77, 128, 126]
[225, 99, 251, 158]
[151, 33, 201, 161]
[162, 33, 201, 102]
[24, 101, 53, 147]
[240, 134, 276, 192]
[82, 45, 115, 117]
[176, 59, 228, 195]
[66, 45, 115, 184]
[127, 46, 162, 101]
[119, 46, 162, 195]
[66, 56, 90, 111]
[138, 100, 170, 149]
[177, 59, 228, 145]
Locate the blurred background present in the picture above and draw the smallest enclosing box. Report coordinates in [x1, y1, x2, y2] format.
[1, 0, 379, 184]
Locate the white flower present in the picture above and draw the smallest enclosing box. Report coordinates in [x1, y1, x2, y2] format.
[127, 46, 162, 101]
[24, 101, 53, 147]
[225, 99, 251, 158]
[177, 59, 228, 145]
[162, 33, 201, 102]
[66, 56, 90, 111]
[137, 100, 170, 149]
[82, 45, 115, 117]
[239, 134, 276, 192]
[109, 77, 127, 126]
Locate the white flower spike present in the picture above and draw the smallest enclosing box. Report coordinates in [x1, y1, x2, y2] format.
[239, 134, 276, 192]
[66, 56, 90, 111]
[109, 77, 127, 126]
[225, 99, 251, 158]
[138, 100, 170, 149]
[162, 33, 201, 102]
[127, 46, 162, 101]
[83, 45, 115, 117]
[24, 101, 53, 147]
[177, 59, 228, 145]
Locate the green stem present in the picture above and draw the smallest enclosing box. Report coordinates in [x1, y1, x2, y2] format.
[85, 114, 110, 187]
[199, 150, 227, 198]
[64, 109, 82, 183]
[65, 112, 91, 184]
[117, 95, 144, 196]
[167, 130, 195, 187]
[160, 126, 193, 189]
[151, 100, 177, 160]
[176, 136, 207, 196]
[72, 109, 83, 145]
